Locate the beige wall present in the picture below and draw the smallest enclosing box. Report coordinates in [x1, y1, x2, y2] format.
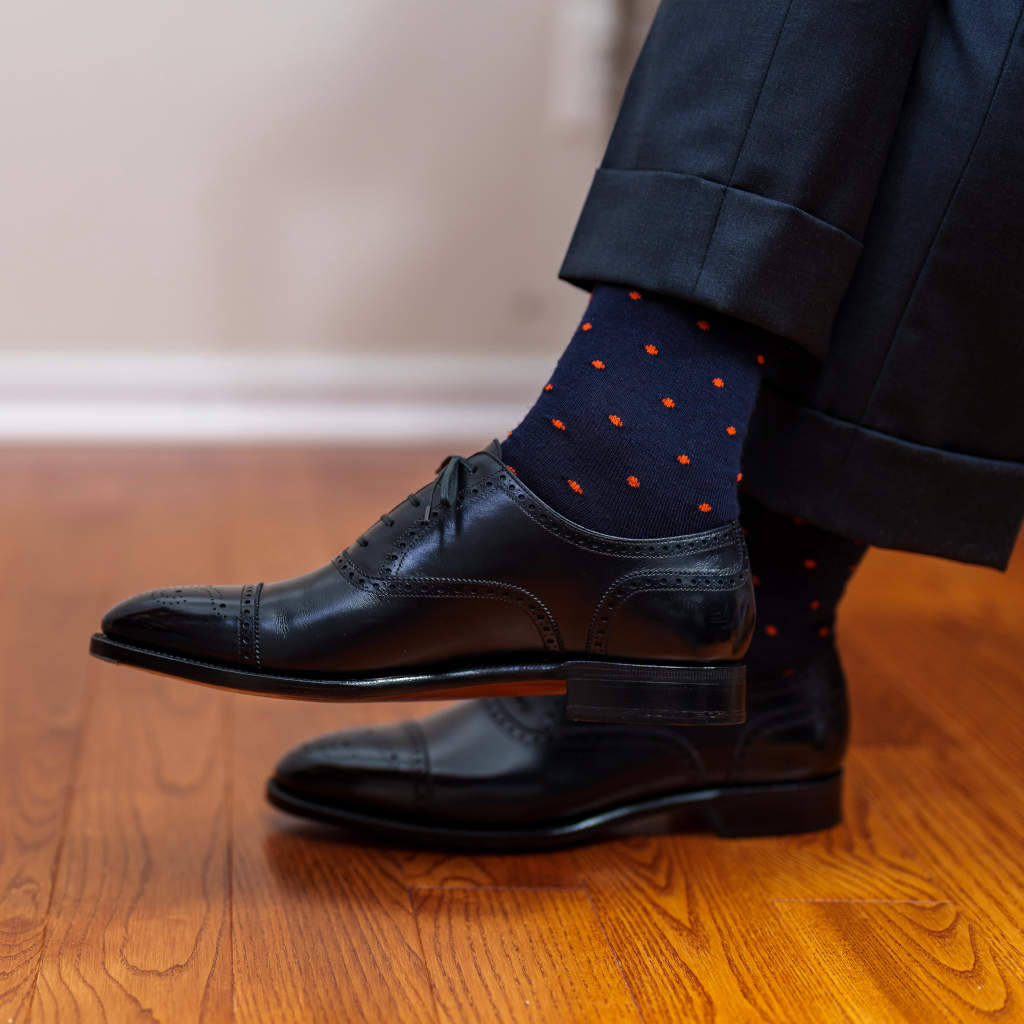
[0, 1, 644, 359]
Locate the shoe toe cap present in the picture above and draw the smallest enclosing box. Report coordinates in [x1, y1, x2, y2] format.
[101, 585, 247, 664]
[272, 722, 427, 811]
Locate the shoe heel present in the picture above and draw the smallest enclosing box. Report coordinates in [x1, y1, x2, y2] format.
[702, 772, 843, 837]
[564, 661, 746, 726]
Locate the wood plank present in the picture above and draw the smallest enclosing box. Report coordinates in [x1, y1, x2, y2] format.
[772, 899, 1022, 1023]
[28, 677, 232, 1023]
[841, 545, 1024, 774]
[223, 450, 440, 1024]
[0, 452, 132, 1022]
[24, 450, 237, 1023]
[574, 834, 866, 1022]
[398, 848, 584, 891]
[849, 749, 1024, 963]
[412, 886, 642, 1024]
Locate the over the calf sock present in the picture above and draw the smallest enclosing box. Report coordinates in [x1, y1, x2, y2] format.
[502, 285, 763, 537]
[741, 495, 868, 677]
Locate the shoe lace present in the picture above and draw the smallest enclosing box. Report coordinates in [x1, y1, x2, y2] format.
[422, 453, 477, 523]
[355, 453, 477, 547]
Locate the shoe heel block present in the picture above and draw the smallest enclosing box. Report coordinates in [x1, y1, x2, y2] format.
[701, 772, 843, 837]
[564, 660, 746, 726]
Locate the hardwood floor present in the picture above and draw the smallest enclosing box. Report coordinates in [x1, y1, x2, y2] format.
[1, 446, 1021, 1023]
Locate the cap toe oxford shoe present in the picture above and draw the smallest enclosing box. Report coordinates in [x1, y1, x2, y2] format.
[92, 441, 755, 724]
[266, 649, 848, 850]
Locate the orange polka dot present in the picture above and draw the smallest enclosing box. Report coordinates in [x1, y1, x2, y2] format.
[803, 558, 818, 569]
[792, 517, 805, 525]
[764, 624, 779, 637]
[736, 472, 743, 482]
[544, 383, 553, 391]
[809, 599, 821, 610]
[568, 479, 582, 494]
[818, 626, 830, 637]
[506, 465, 517, 475]
[676, 454, 690, 465]
[551, 418, 566, 431]
[627, 475, 640, 488]
[662, 397, 676, 408]
[581, 322, 593, 332]
[698, 502, 712, 513]
[591, 359, 606, 369]
[644, 343, 659, 355]
[628, 291, 642, 300]
[608, 414, 623, 427]
[783, 668, 795, 678]
[756, 354, 766, 365]
[712, 377, 724, 388]
[752, 575, 761, 586]
[697, 319, 710, 331]
[726, 425, 737, 436]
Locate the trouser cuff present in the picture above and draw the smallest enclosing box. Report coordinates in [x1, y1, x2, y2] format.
[559, 168, 863, 355]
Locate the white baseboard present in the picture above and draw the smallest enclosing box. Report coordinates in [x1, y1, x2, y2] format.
[0, 352, 550, 442]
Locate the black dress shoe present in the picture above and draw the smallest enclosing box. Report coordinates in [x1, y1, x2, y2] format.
[267, 649, 847, 849]
[91, 441, 754, 725]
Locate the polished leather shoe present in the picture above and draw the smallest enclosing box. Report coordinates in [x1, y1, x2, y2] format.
[91, 441, 754, 725]
[266, 649, 847, 849]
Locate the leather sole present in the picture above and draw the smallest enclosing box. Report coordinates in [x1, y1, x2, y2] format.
[265, 772, 843, 851]
[89, 633, 746, 724]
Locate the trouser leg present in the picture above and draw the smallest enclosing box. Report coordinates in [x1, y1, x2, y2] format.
[560, 0, 932, 354]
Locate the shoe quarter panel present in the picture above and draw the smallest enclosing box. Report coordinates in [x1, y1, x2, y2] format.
[593, 534, 754, 662]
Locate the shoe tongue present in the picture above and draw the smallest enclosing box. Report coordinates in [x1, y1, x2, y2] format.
[483, 438, 502, 461]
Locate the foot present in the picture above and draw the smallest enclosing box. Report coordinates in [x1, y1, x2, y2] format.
[266, 648, 848, 850]
[92, 441, 755, 723]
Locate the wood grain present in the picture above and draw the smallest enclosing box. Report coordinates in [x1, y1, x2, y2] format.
[0, 446, 1021, 1023]
[0, 453, 135, 1022]
[412, 886, 642, 1024]
[773, 899, 1022, 1023]
[28, 678, 232, 1023]
[23, 451, 236, 1023]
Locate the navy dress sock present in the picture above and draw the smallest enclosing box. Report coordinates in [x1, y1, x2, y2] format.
[502, 285, 764, 537]
[741, 496, 868, 678]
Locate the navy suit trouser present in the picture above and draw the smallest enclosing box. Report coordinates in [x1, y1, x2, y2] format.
[561, 0, 1024, 568]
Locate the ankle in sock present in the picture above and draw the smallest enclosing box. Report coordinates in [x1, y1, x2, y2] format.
[502, 285, 765, 537]
[741, 496, 868, 678]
